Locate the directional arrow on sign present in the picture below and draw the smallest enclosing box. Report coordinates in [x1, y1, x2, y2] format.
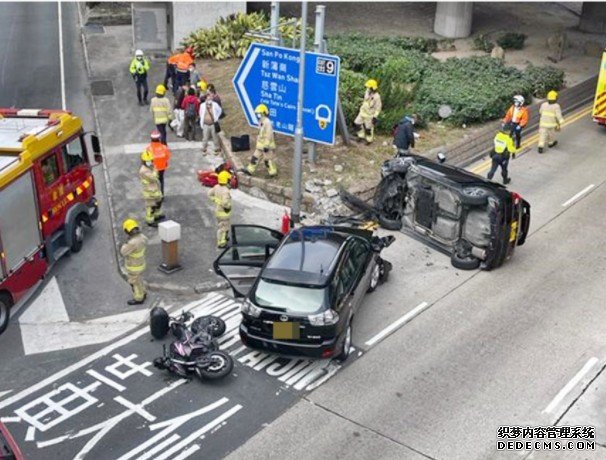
[233, 42, 340, 145]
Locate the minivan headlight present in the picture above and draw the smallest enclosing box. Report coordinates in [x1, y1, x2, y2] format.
[241, 298, 262, 318]
[308, 309, 339, 326]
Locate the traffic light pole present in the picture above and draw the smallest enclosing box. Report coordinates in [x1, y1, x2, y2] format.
[291, 1, 308, 224]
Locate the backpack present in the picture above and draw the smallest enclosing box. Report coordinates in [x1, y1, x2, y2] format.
[185, 100, 196, 118]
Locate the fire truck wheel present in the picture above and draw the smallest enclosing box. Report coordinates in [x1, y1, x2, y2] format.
[0, 295, 11, 335]
[71, 215, 87, 253]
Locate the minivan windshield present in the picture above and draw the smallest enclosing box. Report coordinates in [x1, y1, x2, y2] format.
[254, 279, 326, 314]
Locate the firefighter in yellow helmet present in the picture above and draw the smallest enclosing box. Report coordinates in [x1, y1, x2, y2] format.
[139, 150, 164, 227]
[120, 219, 148, 305]
[244, 104, 277, 177]
[354, 79, 382, 144]
[150, 84, 173, 144]
[208, 170, 232, 248]
[538, 90, 564, 154]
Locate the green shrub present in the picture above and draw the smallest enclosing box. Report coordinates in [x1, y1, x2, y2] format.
[414, 56, 533, 125]
[524, 65, 565, 98]
[338, 69, 367, 125]
[473, 34, 494, 53]
[496, 32, 526, 50]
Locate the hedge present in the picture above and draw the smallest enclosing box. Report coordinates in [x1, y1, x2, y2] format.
[524, 65, 565, 98]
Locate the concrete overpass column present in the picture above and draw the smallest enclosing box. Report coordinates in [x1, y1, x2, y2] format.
[434, 2, 473, 38]
[579, 2, 606, 34]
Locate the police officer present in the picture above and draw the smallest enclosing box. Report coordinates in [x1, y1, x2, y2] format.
[244, 104, 277, 177]
[139, 150, 164, 226]
[129, 50, 150, 106]
[538, 90, 564, 154]
[354, 79, 382, 144]
[120, 219, 148, 305]
[487, 124, 517, 185]
[208, 171, 232, 249]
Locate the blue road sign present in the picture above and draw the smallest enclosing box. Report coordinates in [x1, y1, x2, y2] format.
[233, 43, 340, 146]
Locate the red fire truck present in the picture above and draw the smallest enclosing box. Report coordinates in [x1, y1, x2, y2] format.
[0, 108, 102, 335]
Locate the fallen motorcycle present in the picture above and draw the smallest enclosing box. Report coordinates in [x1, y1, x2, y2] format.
[151, 307, 233, 381]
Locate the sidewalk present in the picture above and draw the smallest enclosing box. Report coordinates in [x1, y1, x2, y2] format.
[84, 25, 285, 295]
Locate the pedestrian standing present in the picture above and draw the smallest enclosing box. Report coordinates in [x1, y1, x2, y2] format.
[189, 63, 202, 89]
[538, 90, 564, 154]
[208, 171, 232, 249]
[144, 130, 172, 195]
[201, 84, 223, 108]
[139, 150, 164, 226]
[164, 53, 177, 91]
[150, 85, 172, 145]
[393, 114, 417, 156]
[181, 88, 200, 141]
[503, 95, 529, 149]
[487, 124, 517, 185]
[173, 47, 195, 95]
[200, 96, 223, 155]
[244, 104, 277, 177]
[129, 49, 150, 106]
[120, 219, 148, 305]
[354, 79, 382, 145]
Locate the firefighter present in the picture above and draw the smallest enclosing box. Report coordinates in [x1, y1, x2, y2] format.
[503, 95, 529, 149]
[129, 49, 150, 106]
[538, 90, 564, 154]
[144, 130, 172, 195]
[150, 84, 172, 145]
[139, 150, 164, 227]
[487, 124, 517, 185]
[354, 79, 382, 145]
[244, 104, 277, 177]
[120, 219, 148, 305]
[208, 170, 232, 249]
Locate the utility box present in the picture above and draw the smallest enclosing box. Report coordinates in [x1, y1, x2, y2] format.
[158, 220, 182, 274]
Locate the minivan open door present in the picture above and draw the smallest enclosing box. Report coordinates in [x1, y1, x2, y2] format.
[213, 225, 284, 297]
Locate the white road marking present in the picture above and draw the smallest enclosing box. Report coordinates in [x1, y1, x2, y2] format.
[19, 277, 68, 323]
[543, 357, 599, 414]
[0, 390, 12, 400]
[562, 184, 595, 207]
[172, 445, 201, 460]
[25, 426, 35, 442]
[86, 370, 126, 392]
[58, 1, 66, 110]
[0, 417, 21, 423]
[365, 301, 430, 347]
[106, 142, 206, 156]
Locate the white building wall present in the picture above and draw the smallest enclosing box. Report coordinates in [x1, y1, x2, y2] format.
[171, 2, 246, 50]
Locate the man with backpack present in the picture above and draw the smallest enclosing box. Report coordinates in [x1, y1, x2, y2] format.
[181, 88, 200, 141]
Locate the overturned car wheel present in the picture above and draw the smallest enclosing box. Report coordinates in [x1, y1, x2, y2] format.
[450, 253, 481, 270]
[461, 187, 490, 206]
[378, 215, 402, 231]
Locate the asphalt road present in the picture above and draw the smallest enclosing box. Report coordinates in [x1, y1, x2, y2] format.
[0, 3, 131, 387]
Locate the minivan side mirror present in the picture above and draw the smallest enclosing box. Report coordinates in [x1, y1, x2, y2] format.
[94, 153, 103, 164]
[91, 134, 101, 153]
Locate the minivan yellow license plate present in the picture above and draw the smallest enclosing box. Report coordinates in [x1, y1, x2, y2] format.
[273, 322, 300, 340]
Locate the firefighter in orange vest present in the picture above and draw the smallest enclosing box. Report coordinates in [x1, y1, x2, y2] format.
[144, 130, 172, 195]
[168, 47, 195, 95]
[503, 95, 529, 149]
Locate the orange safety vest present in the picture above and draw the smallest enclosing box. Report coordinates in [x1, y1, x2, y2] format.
[147, 142, 172, 171]
[168, 53, 194, 72]
[503, 105, 529, 127]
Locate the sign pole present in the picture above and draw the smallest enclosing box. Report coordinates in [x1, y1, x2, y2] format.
[308, 5, 326, 164]
[291, 1, 308, 224]
[270, 2, 281, 46]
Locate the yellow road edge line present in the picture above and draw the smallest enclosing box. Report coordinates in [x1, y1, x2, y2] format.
[469, 105, 593, 175]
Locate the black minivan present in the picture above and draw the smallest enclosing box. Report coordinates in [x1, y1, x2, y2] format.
[345, 154, 531, 270]
[213, 225, 393, 360]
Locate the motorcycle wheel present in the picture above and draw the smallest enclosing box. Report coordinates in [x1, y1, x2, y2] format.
[191, 316, 226, 337]
[150, 307, 169, 339]
[195, 351, 233, 380]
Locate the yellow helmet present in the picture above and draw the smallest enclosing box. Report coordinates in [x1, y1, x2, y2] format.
[254, 104, 269, 116]
[197, 80, 208, 92]
[141, 149, 154, 162]
[217, 170, 231, 185]
[123, 218, 139, 233]
[155, 84, 166, 96]
[365, 79, 378, 90]
[547, 90, 558, 101]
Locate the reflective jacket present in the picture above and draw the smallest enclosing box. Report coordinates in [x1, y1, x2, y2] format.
[503, 105, 529, 127]
[358, 90, 382, 120]
[208, 184, 232, 218]
[539, 102, 564, 129]
[150, 96, 172, 125]
[120, 232, 148, 274]
[493, 132, 517, 156]
[139, 164, 162, 200]
[256, 117, 276, 150]
[129, 57, 150, 76]
[145, 142, 172, 172]
[169, 52, 194, 72]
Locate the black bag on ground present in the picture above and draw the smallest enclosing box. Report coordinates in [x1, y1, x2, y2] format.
[231, 135, 250, 152]
[150, 306, 169, 339]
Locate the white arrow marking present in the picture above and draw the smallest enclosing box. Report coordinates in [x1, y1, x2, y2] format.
[0, 390, 13, 400]
[236, 46, 261, 124]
